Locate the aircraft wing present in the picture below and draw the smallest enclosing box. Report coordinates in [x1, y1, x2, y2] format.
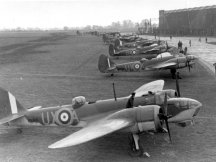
[49, 118, 133, 149]
[133, 80, 164, 97]
[0, 114, 24, 125]
[147, 62, 176, 70]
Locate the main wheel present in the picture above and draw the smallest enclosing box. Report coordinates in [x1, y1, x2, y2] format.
[16, 128, 23, 134]
[170, 69, 176, 79]
[128, 134, 143, 157]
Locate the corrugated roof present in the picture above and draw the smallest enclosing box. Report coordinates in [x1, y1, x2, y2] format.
[164, 5, 216, 14]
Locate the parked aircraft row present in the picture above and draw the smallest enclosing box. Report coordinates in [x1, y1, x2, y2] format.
[0, 32, 202, 158]
[100, 32, 196, 79]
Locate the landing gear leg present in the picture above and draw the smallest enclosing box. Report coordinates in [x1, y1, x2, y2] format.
[128, 133, 146, 157]
[170, 69, 182, 79]
[176, 71, 182, 79]
[170, 69, 176, 79]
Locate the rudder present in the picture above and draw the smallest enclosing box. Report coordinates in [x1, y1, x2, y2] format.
[98, 54, 115, 73]
[109, 44, 115, 56]
[0, 87, 26, 120]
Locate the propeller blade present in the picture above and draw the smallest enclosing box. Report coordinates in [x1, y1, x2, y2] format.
[164, 93, 168, 116]
[164, 93, 172, 142]
[175, 72, 181, 97]
[164, 117, 172, 143]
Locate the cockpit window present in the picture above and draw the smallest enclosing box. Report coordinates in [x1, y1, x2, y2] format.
[174, 100, 189, 109]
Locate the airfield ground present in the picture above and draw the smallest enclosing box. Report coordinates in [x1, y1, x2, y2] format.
[0, 32, 216, 162]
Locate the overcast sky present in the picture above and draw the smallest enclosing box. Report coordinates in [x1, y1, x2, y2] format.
[0, 0, 215, 29]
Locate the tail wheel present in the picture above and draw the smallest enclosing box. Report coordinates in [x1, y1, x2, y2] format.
[16, 128, 23, 134]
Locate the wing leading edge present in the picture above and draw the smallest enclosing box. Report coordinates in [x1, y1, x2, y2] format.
[49, 118, 132, 149]
[133, 80, 164, 97]
[146, 62, 177, 70]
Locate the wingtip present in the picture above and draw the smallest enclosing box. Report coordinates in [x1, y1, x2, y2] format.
[48, 144, 55, 149]
[48, 143, 59, 149]
[48, 138, 76, 149]
[48, 141, 66, 149]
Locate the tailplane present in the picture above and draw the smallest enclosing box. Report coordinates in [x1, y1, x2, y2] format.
[98, 54, 116, 73]
[0, 87, 26, 125]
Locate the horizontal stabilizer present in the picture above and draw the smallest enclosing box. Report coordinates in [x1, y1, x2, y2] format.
[0, 114, 24, 125]
[28, 106, 42, 111]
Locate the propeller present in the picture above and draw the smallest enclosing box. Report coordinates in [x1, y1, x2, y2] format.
[158, 93, 172, 143]
[175, 72, 181, 97]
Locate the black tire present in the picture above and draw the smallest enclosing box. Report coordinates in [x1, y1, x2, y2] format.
[16, 128, 23, 134]
[128, 134, 143, 157]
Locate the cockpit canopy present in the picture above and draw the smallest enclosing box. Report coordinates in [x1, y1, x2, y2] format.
[140, 58, 148, 63]
[156, 52, 172, 59]
[72, 96, 86, 109]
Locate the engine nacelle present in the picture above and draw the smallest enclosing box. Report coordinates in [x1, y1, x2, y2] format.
[121, 105, 162, 134]
[177, 62, 186, 68]
[72, 96, 86, 109]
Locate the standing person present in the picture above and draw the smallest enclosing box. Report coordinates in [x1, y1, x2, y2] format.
[178, 40, 181, 49]
[189, 40, 191, 47]
[184, 47, 187, 55]
[126, 92, 135, 108]
[199, 37, 201, 42]
[206, 37, 208, 43]
[180, 41, 183, 49]
[166, 41, 168, 49]
[178, 41, 183, 51]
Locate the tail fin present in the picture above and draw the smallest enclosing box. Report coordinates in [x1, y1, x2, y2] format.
[109, 44, 115, 56]
[98, 54, 116, 73]
[0, 87, 26, 124]
[114, 38, 121, 49]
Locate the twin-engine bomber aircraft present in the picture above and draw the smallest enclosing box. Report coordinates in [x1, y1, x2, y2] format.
[98, 53, 197, 78]
[0, 80, 201, 156]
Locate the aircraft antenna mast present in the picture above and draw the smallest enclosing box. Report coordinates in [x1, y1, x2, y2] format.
[112, 83, 117, 101]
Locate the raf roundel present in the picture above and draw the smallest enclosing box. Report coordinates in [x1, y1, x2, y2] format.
[60, 112, 69, 122]
[134, 64, 140, 70]
[55, 108, 73, 126]
[132, 50, 136, 54]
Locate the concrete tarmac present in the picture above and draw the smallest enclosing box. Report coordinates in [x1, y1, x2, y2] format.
[143, 35, 216, 74]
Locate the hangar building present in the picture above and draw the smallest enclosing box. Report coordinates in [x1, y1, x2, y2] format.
[159, 5, 216, 36]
